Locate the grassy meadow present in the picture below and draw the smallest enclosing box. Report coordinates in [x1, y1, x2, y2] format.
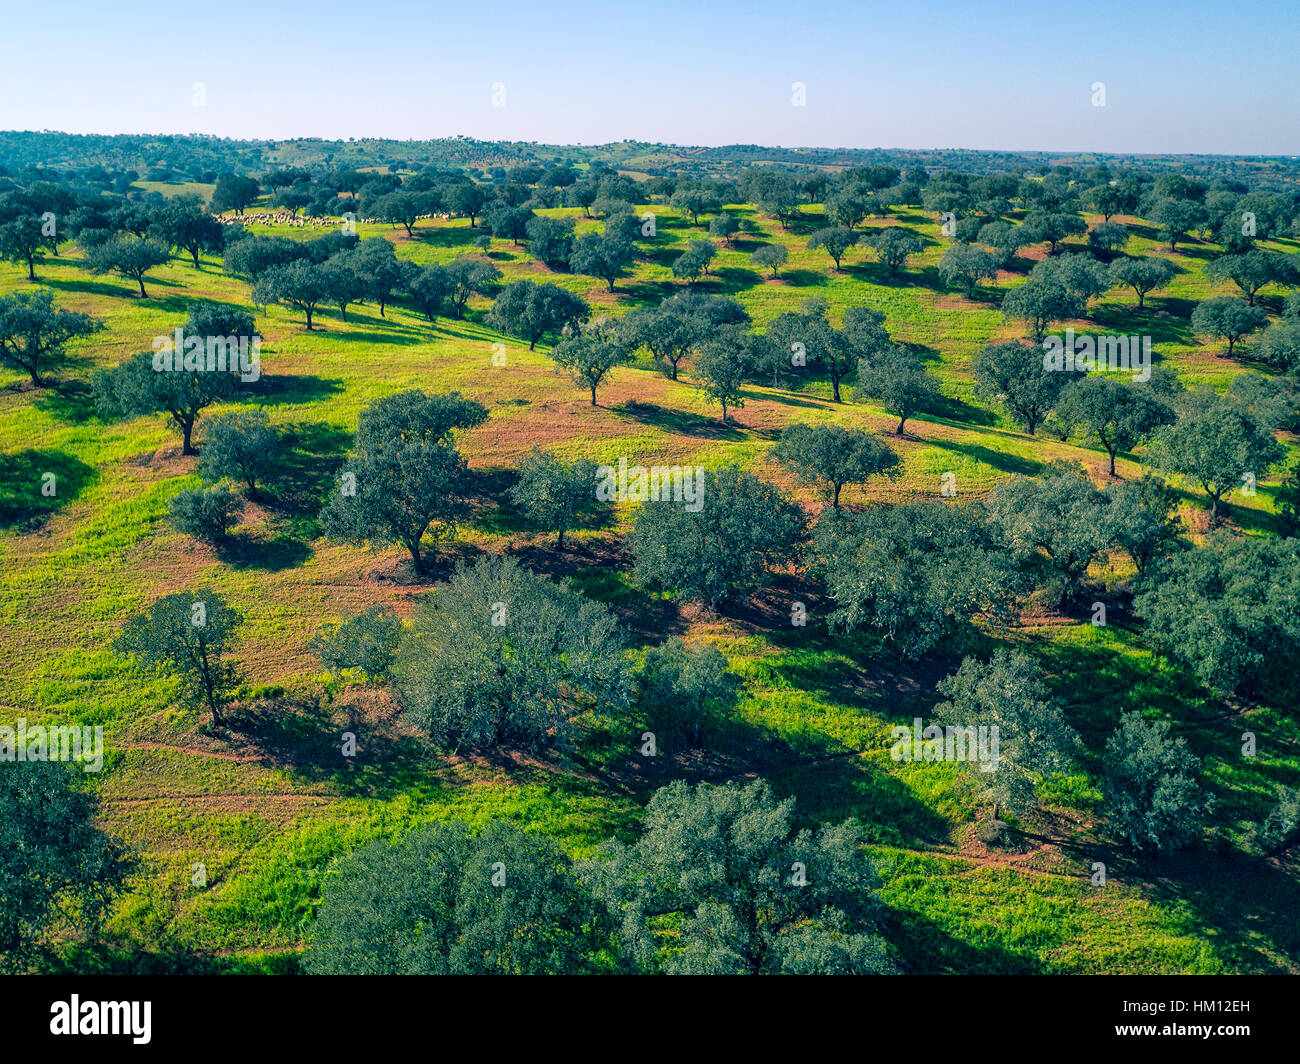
[2, 191, 1298, 974]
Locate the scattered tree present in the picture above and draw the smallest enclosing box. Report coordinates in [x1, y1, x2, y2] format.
[770, 422, 898, 508]
[114, 590, 243, 725]
[629, 465, 805, 608]
[392, 555, 630, 753]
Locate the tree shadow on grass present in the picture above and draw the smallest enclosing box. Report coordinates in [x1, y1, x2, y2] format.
[924, 436, 1044, 477]
[922, 389, 1000, 428]
[775, 268, 830, 288]
[1091, 301, 1195, 346]
[1143, 851, 1300, 973]
[250, 372, 345, 406]
[216, 530, 313, 571]
[416, 226, 479, 250]
[0, 448, 97, 529]
[300, 326, 425, 346]
[463, 467, 619, 538]
[744, 389, 833, 414]
[710, 265, 763, 293]
[266, 420, 353, 533]
[772, 755, 955, 848]
[43, 275, 182, 302]
[219, 694, 455, 802]
[885, 907, 1047, 974]
[504, 538, 687, 644]
[615, 398, 749, 440]
[32, 378, 99, 423]
[621, 278, 681, 306]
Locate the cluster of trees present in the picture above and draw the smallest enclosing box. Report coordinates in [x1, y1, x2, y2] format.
[305, 777, 894, 974]
[971, 338, 1290, 497]
[0, 182, 234, 291]
[929, 650, 1216, 851]
[141, 372, 1295, 696]
[489, 290, 946, 427]
[10, 149, 1300, 974]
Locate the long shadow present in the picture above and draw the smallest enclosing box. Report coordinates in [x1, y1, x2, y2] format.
[710, 265, 763, 293]
[1143, 850, 1300, 973]
[1025, 633, 1201, 755]
[0, 449, 97, 529]
[770, 744, 954, 848]
[515, 539, 687, 644]
[270, 420, 354, 533]
[1091, 302, 1195, 347]
[218, 694, 456, 802]
[216, 530, 313, 571]
[776, 268, 829, 288]
[462, 467, 619, 538]
[925, 437, 1044, 477]
[293, 327, 424, 346]
[621, 278, 685, 305]
[250, 373, 345, 406]
[886, 908, 1047, 974]
[33, 378, 99, 423]
[416, 226, 479, 249]
[925, 391, 998, 427]
[745, 389, 834, 413]
[640, 246, 681, 269]
[615, 399, 749, 440]
[42, 276, 180, 301]
[330, 307, 423, 333]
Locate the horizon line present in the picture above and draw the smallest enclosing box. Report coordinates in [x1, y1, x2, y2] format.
[3, 130, 1298, 163]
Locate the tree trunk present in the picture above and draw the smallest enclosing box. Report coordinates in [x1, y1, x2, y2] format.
[138, 277, 148, 298]
[305, 307, 313, 329]
[181, 420, 196, 456]
[557, 527, 566, 551]
[896, 417, 906, 436]
[408, 542, 425, 573]
[590, 386, 597, 406]
[833, 484, 842, 509]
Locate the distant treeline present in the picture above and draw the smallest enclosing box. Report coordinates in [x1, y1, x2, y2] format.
[3, 130, 1300, 191]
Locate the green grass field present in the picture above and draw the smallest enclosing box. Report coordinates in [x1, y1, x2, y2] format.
[3, 197, 1297, 974]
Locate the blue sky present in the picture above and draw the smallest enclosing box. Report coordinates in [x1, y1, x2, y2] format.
[3, 0, 1297, 154]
